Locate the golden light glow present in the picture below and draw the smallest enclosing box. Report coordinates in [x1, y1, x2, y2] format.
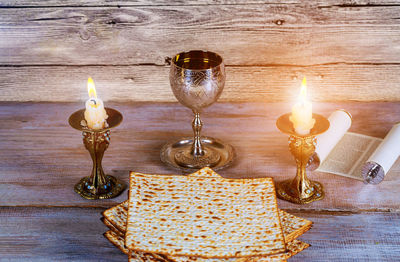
[87, 77, 97, 99]
[299, 77, 307, 104]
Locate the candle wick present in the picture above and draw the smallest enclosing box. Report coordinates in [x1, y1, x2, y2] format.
[91, 99, 97, 105]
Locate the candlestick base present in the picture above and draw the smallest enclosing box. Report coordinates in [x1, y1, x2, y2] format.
[74, 175, 126, 200]
[276, 113, 329, 205]
[276, 179, 324, 204]
[69, 108, 126, 200]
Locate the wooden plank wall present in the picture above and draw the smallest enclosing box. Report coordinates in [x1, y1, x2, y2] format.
[0, 0, 400, 102]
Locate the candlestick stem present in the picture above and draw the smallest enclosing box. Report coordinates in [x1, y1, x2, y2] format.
[276, 135, 324, 204]
[69, 108, 125, 200]
[276, 113, 329, 204]
[85, 131, 108, 192]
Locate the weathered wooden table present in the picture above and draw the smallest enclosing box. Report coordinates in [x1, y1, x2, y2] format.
[1, 102, 399, 261]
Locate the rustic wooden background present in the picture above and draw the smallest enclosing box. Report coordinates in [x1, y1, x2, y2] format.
[1, 0, 400, 102]
[1, 1, 400, 261]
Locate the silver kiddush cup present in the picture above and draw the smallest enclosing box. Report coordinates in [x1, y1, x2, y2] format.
[161, 50, 235, 172]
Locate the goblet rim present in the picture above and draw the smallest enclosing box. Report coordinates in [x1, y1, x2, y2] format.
[171, 50, 224, 71]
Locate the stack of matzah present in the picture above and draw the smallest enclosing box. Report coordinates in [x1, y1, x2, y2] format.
[101, 168, 312, 261]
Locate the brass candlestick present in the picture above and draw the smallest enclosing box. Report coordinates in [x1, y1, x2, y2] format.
[276, 113, 330, 204]
[69, 108, 126, 200]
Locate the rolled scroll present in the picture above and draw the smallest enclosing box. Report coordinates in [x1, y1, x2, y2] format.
[308, 110, 352, 170]
[362, 123, 400, 184]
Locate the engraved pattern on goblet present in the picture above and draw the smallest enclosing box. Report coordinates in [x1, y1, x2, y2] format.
[169, 50, 226, 169]
[170, 64, 225, 113]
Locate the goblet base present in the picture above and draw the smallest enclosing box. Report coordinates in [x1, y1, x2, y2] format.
[276, 179, 324, 204]
[175, 148, 221, 169]
[74, 175, 126, 200]
[160, 136, 235, 173]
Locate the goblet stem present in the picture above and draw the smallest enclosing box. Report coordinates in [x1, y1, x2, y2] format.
[191, 112, 204, 157]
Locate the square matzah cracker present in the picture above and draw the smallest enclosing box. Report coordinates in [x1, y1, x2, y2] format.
[102, 200, 311, 261]
[125, 172, 286, 258]
[104, 230, 309, 262]
[103, 201, 312, 243]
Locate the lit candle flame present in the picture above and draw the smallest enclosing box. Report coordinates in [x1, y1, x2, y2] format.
[87, 77, 97, 99]
[299, 77, 307, 104]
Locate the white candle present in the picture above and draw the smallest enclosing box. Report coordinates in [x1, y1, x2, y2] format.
[84, 77, 108, 130]
[289, 77, 315, 135]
